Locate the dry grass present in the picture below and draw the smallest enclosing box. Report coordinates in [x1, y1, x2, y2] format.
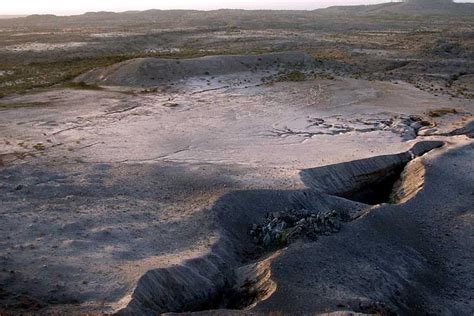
[62, 81, 104, 90]
[0, 102, 49, 110]
[277, 71, 306, 82]
[426, 107, 458, 117]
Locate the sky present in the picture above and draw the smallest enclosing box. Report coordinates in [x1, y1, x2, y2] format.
[0, 0, 473, 15]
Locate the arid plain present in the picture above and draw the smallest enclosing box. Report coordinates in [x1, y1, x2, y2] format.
[0, 1, 473, 315]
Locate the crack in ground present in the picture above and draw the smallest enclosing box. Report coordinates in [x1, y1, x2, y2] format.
[269, 114, 432, 141]
[111, 147, 192, 164]
[117, 140, 444, 315]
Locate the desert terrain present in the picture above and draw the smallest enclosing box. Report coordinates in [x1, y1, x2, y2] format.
[0, 1, 473, 315]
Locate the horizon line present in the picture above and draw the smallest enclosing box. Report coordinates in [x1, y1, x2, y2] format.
[2, 0, 473, 17]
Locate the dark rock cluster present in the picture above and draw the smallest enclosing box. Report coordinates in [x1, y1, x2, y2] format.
[250, 209, 346, 249]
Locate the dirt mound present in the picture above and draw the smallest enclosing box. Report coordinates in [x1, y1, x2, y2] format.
[74, 52, 316, 87]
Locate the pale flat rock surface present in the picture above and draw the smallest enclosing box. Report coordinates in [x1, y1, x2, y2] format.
[0, 75, 472, 314]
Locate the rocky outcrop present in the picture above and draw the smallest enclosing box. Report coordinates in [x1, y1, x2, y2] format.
[389, 158, 425, 204]
[299, 141, 443, 204]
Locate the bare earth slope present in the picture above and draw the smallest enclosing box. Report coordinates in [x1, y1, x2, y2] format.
[75, 52, 315, 87]
[252, 141, 474, 315]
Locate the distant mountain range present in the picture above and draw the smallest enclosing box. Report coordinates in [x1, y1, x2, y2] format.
[0, 15, 26, 19]
[0, 1, 472, 28]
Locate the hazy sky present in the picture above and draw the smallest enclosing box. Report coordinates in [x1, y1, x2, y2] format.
[1, 0, 473, 15]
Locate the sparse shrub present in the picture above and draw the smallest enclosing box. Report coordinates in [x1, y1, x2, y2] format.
[0, 102, 49, 110]
[63, 81, 103, 90]
[33, 143, 46, 151]
[427, 108, 458, 118]
[277, 71, 306, 82]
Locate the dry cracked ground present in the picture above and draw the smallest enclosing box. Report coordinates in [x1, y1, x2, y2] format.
[0, 11, 473, 315]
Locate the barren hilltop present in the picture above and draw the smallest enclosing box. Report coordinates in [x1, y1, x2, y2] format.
[321, 0, 473, 15]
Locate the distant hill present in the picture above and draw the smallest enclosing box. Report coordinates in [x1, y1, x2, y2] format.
[0, 1, 472, 29]
[321, 0, 474, 16]
[0, 15, 26, 19]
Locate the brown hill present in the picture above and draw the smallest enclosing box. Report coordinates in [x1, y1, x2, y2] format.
[321, 0, 473, 16]
[0, 1, 472, 30]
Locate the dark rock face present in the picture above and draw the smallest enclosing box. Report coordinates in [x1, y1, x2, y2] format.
[250, 209, 345, 249]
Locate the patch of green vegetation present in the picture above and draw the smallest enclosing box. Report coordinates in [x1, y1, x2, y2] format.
[0, 55, 128, 97]
[277, 71, 306, 82]
[139, 87, 159, 94]
[32, 143, 46, 151]
[446, 72, 467, 87]
[62, 81, 104, 90]
[311, 72, 336, 80]
[426, 108, 458, 118]
[0, 48, 276, 97]
[0, 102, 49, 110]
